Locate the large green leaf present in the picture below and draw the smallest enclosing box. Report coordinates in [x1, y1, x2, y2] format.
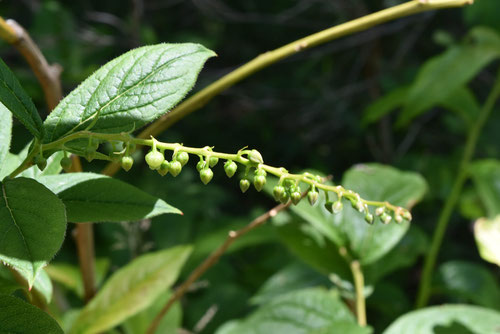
[383, 304, 500, 334]
[0, 58, 43, 139]
[38, 173, 181, 222]
[0, 102, 12, 167]
[70, 245, 192, 334]
[332, 164, 427, 264]
[474, 215, 500, 266]
[469, 160, 500, 218]
[215, 288, 368, 334]
[0, 177, 66, 287]
[397, 27, 500, 127]
[42, 43, 215, 143]
[0, 294, 63, 334]
[435, 261, 500, 309]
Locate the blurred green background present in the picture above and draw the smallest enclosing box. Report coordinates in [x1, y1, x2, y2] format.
[2, 0, 500, 332]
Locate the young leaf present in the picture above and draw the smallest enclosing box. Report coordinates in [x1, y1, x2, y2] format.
[215, 288, 368, 334]
[43, 43, 216, 144]
[0, 58, 43, 139]
[396, 27, 500, 127]
[383, 304, 500, 334]
[70, 245, 192, 334]
[0, 102, 12, 167]
[0, 294, 63, 334]
[0, 177, 66, 287]
[37, 173, 181, 222]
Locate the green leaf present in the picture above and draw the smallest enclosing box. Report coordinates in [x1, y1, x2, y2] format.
[474, 215, 500, 266]
[0, 265, 53, 305]
[37, 173, 181, 222]
[43, 43, 216, 143]
[332, 164, 427, 264]
[361, 86, 408, 126]
[364, 224, 429, 283]
[21, 151, 65, 179]
[0, 102, 12, 167]
[469, 160, 500, 218]
[0, 57, 43, 139]
[0, 177, 66, 287]
[70, 245, 192, 334]
[435, 261, 500, 309]
[215, 288, 364, 334]
[0, 294, 63, 334]
[122, 290, 182, 334]
[309, 322, 372, 334]
[383, 304, 500, 334]
[396, 27, 500, 127]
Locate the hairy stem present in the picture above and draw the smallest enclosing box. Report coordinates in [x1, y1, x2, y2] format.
[146, 198, 296, 334]
[101, 0, 472, 177]
[350, 260, 367, 326]
[415, 68, 500, 308]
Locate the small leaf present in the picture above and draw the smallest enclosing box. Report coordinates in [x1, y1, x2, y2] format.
[0, 177, 66, 287]
[438, 86, 480, 126]
[38, 172, 181, 223]
[0, 265, 52, 305]
[70, 245, 192, 334]
[474, 215, 500, 266]
[0, 58, 43, 139]
[0, 294, 63, 334]
[435, 260, 500, 309]
[0, 102, 12, 167]
[396, 27, 500, 127]
[43, 43, 216, 144]
[469, 160, 500, 218]
[383, 304, 500, 334]
[215, 288, 364, 334]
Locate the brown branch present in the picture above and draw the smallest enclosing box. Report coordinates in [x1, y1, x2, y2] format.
[0, 17, 62, 110]
[0, 17, 97, 301]
[146, 200, 294, 334]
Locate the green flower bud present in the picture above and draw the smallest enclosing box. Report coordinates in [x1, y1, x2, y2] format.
[291, 191, 301, 205]
[200, 168, 214, 185]
[279, 190, 290, 204]
[364, 213, 374, 225]
[145, 150, 164, 170]
[273, 185, 286, 201]
[60, 156, 73, 172]
[34, 155, 47, 171]
[169, 160, 182, 177]
[402, 211, 412, 221]
[121, 156, 134, 172]
[253, 175, 266, 192]
[307, 190, 319, 206]
[158, 161, 170, 176]
[209, 156, 219, 167]
[248, 149, 263, 165]
[224, 160, 238, 178]
[332, 200, 343, 214]
[375, 206, 386, 216]
[380, 212, 392, 224]
[240, 179, 250, 193]
[176, 151, 189, 166]
[85, 146, 96, 162]
[196, 160, 206, 172]
[355, 201, 365, 213]
[395, 214, 403, 224]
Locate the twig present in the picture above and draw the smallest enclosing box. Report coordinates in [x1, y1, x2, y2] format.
[350, 261, 366, 326]
[0, 17, 97, 301]
[0, 17, 62, 111]
[146, 200, 294, 334]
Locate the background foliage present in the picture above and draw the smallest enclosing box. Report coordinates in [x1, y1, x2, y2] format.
[1, 0, 500, 333]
